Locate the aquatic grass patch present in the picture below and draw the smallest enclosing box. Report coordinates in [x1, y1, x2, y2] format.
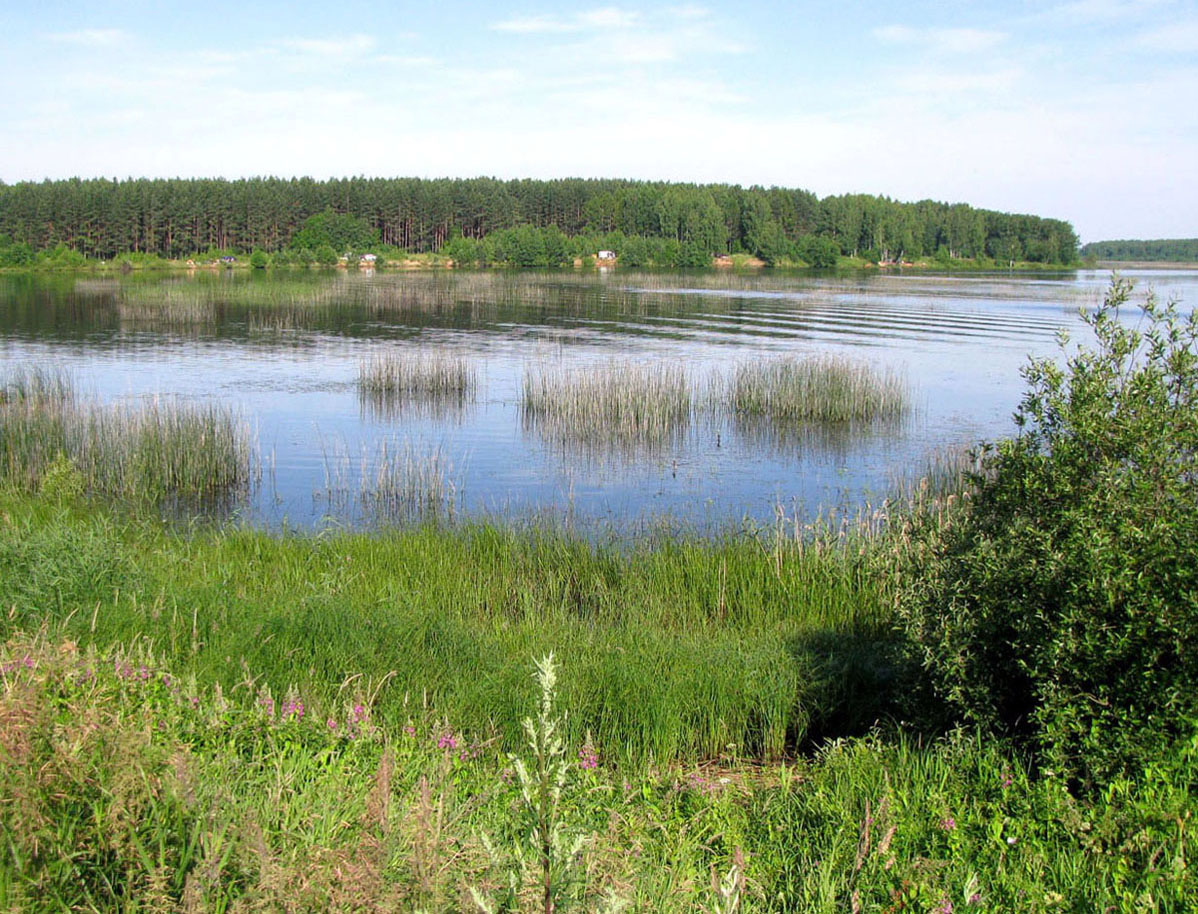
[0, 365, 75, 407]
[716, 355, 909, 425]
[363, 440, 460, 523]
[321, 438, 461, 524]
[521, 361, 693, 454]
[358, 349, 477, 420]
[0, 370, 254, 504]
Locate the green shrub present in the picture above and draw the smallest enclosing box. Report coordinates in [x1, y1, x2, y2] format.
[895, 278, 1198, 787]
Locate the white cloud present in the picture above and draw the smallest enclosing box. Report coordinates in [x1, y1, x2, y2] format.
[276, 35, 377, 56]
[874, 25, 1008, 54]
[492, 7, 641, 33]
[46, 29, 128, 47]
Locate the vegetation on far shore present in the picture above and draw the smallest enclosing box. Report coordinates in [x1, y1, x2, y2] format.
[1, 279, 1195, 909]
[0, 175, 1080, 273]
[1081, 237, 1198, 263]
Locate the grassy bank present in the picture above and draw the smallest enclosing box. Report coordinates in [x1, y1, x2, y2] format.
[2, 627, 1192, 911]
[0, 493, 891, 764]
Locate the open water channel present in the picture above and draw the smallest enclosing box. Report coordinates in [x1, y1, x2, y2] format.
[2, 267, 1193, 535]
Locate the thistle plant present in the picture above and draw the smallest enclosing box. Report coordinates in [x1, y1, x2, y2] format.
[473, 653, 592, 914]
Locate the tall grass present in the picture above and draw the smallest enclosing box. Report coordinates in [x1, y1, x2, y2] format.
[522, 361, 692, 453]
[0, 369, 254, 502]
[716, 355, 909, 424]
[321, 439, 460, 523]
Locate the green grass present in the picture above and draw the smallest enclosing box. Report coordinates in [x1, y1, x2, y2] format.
[0, 493, 889, 765]
[522, 361, 693, 454]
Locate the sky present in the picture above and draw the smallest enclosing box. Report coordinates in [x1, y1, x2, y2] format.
[0, 0, 1194, 242]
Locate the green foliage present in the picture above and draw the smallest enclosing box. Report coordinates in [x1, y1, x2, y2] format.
[249, 249, 268, 269]
[796, 235, 839, 269]
[290, 208, 379, 254]
[39, 452, 86, 503]
[315, 243, 339, 266]
[896, 278, 1198, 786]
[1082, 237, 1198, 263]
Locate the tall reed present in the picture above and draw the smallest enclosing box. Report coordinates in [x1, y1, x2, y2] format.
[717, 355, 908, 424]
[522, 361, 692, 452]
[0, 369, 254, 502]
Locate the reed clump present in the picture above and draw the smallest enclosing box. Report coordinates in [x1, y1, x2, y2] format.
[522, 361, 692, 452]
[719, 355, 908, 424]
[358, 351, 477, 421]
[0, 369, 253, 502]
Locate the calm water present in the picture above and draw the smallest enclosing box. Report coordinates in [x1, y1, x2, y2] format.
[2, 267, 1194, 534]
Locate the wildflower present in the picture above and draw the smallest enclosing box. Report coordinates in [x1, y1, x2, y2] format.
[259, 696, 275, 717]
[327, 718, 338, 731]
[937, 898, 953, 914]
[351, 703, 367, 724]
[939, 816, 957, 832]
[403, 724, 416, 737]
[1006, 836, 1017, 846]
[968, 893, 982, 905]
[281, 699, 305, 721]
[577, 742, 599, 770]
[437, 732, 458, 751]
[1000, 771, 1014, 789]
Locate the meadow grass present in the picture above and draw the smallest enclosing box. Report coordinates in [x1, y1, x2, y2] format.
[0, 370, 253, 502]
[522, 361, 692, 453]
[716, 355, 909, 424]
[2, 631, 1192, 912]
[0, 493, 888, 764]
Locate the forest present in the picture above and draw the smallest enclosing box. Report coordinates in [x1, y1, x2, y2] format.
[1082, 238, 1198, 263]
[0, 176, 1079, 267]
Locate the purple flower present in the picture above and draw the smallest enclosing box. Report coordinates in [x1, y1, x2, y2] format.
[577, 743, 599, 770]
[437, 733, 458, 751]
[939, 816, 956, 832]
[351, 703, 367, 724]
[327, 718, 338, 731]
[403, 725, 416, 738]
[937, 899, 953, 914]
[281, 699, 304, 721]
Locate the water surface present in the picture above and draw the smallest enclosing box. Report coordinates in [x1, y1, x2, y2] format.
[2, 267, 1192, 534]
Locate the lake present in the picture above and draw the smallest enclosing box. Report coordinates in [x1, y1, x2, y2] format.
[2, 267, 1193, 535]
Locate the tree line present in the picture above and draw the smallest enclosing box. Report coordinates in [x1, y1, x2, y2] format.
[1081, 238, 1198, 263]
[0, 176, 1079, 266]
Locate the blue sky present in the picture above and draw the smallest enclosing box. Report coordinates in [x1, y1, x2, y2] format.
[1, 0, 1194, 242]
